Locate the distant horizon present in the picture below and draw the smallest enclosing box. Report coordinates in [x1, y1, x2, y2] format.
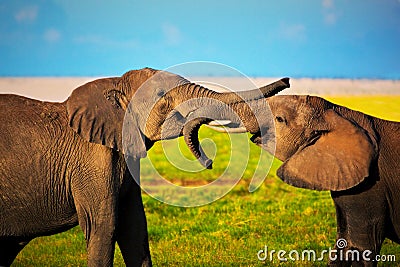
[1, 74, 399, 80]
[1, 76, 398, 103]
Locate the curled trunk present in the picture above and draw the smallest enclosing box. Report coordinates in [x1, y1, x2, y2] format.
[182, 117, 213, 169]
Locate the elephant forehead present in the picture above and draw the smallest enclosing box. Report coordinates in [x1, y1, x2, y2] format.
[270, 95, 318, 116]
[120, 68, 189, 99]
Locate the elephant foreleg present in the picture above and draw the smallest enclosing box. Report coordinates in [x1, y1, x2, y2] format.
[330, 194, 386, 267]
[74, 190, 118, 267]
[117, 178, 152, 267]
[329, 234, 380, 267]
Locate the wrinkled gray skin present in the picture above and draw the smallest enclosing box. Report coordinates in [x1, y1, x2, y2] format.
[0, 67, 289, 266]
[211, 95, 400, 266]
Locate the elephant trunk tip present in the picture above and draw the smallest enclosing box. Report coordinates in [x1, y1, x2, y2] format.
[201, 158, 213, 169]
[281, 77, 290, 88]
[204, 159, 213, 170]
[258, 77, 291, 98]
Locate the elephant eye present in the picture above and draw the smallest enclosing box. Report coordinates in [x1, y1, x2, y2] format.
[157, 88, 166, 97]
[276, 116, 285, 123]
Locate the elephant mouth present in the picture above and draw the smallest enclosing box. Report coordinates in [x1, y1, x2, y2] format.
[250, 130, 276, 155]
[299, 130, 325, 151]
[250, 131, 262, 145]
[250, 128, 274, 146]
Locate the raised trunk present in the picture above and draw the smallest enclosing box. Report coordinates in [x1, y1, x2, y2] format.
[213, 77, 290, 103]
[178, 77, 289, 104]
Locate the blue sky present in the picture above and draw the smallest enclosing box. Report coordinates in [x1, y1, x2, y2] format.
[1, 0, 399, 78]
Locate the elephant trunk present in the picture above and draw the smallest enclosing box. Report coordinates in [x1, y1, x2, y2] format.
[213, 77, 290, 104]
[178, 78, 289, 106]
[181, 78, 289, 168]
[182, 117, 213, 169]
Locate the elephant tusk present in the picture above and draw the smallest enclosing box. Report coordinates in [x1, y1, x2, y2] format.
[208, 120, 233, 126]
[205, 125, 248, 133]
[207, 120, 242, 128]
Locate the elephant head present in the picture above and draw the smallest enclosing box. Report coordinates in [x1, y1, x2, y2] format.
[208, 95, 378, 191]
[264, 95, 378, 191]
[65, 68, 290, 168]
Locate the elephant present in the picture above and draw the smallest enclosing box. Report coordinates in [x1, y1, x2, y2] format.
[199, 94, 400, 266]
[0, 67, 290, 266]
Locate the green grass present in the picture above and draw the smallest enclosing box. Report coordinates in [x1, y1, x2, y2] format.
[13, 96, 400, 266]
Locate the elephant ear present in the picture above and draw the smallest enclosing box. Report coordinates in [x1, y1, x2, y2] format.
[277, 109, 376, 191]
[66, 78, 147, 159]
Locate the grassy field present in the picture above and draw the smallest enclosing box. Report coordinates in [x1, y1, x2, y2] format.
[13, 96, 400, 266]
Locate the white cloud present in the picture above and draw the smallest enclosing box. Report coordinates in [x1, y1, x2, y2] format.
[162, 23, 182, 46]
[322, 0, 337, 25]
[74, 34, 139, 48]
[322, 0, 334, 9]
[44, 29, 61, 43]
[15, 5, 38, 23]
[324, 13, 337, 25]
[279, 23, 307, 42]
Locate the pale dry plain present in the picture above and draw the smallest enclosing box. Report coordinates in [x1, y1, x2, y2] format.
[0, 77, 399, 102]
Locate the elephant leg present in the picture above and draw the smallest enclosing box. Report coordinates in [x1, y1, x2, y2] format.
[329, 196, 385, 267]
[0, 238, 30, 266]
[117, 178, 152, 267]
[73, 187, 118, 267]
[329, 234, 381, 267]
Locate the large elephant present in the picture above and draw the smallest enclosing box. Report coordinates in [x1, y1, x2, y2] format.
[203, 95, 400, 266]
[0, 67, 289, 266]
